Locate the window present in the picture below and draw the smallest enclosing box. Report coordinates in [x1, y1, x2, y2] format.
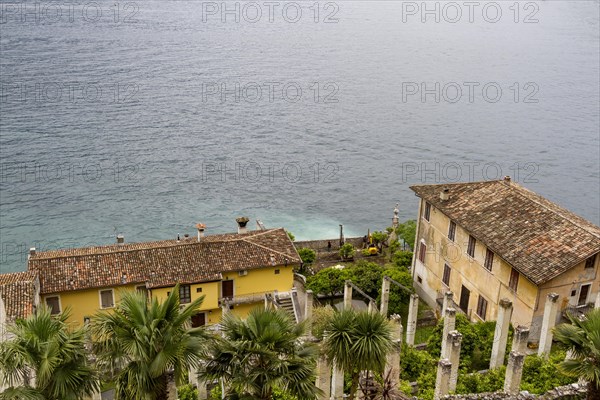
[418, 242, 427, 263]
[484, 249, 494, 271]
[100, 290, 114, 309]
[45, 296, 61, 315]
[442, 264, 451, 286]
[448, 221, 456, 241]
[578, 284, 591, 306]
[423, 202, 431, 221]
[274, 269, 280, 274]
[467, 235, 476, 258]
[476, 296, 488, 320]
[179, 285, 191, 304]
[196, 287, 203, 293]
[417, 275, 423, 284]
[585, 254, 597, 269]
[509, 268, 519, 291]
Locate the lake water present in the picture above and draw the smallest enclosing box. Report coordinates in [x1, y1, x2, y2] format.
[1, 0, 599, 273]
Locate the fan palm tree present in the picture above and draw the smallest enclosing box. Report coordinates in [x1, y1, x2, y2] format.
[554, 308, 600, 400]
[322, 309, 393, 399]
[91, 285, 211, 400]
[0, 305, 99, 400]
[198, 307, 321, 400]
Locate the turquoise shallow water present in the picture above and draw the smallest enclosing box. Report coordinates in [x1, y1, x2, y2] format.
[1, 0, 599, 273]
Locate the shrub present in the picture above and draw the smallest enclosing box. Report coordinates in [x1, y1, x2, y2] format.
[178, 384, 198, 400]
[286, 231, 295, 241]
[306, 267, 351, 297]
[311, 305, 336, 339]
[298, 248, 316, 266]
[339, 243, 356, 259]
[521, 351, 576, 394]
[400, 345, 436, 383]
[391, 250, 413, 269]
[347, 261, 383, 300]
[379, 266, 413, 316]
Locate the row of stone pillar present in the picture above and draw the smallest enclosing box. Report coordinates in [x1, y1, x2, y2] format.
[434, 292, 563, 399]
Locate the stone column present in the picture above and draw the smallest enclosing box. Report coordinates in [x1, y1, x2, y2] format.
[434, 359, 452, 400]
[368, 300, 377, 314]
[595, 291, 600, 308]
[91, 391, 102, 400]
[441, 308, 456, 359]
[504, 351, 525, 395]
[511, 325, 530, 354]
[331, 364, 344, 399]
[316, 353, 331, 400]
[538, 293, 559, 358]
[305, 290, 314, 335]
[380, 277, 391, 316]
[406, 294, 419, 345]
[447, 331, 462, 392]
[442, 291, 453, 318]
[197, 382, 208, 400]
[490, 298, 513, 369]
[386, 315, 403, 387]
[344, 281, 353, 310]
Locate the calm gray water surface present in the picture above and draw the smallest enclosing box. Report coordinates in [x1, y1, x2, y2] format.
[1, 0, 599, 273]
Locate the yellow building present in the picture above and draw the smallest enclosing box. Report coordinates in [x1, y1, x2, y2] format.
[7, 222, 301, 328]
[410, 178, 600, 341]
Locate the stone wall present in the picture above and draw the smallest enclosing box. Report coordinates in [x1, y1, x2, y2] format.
[294, 237, 365, 253]
[441, 383, 586, 400]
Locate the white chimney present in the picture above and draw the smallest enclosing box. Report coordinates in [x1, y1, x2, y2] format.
[236, 217, 249, 234]
[504, 176, 511, 182]
[195, 223, 206, 241]
[29, 247, 36, 256]
[440, 188, 450, 201]
[117, 235, 125, 244]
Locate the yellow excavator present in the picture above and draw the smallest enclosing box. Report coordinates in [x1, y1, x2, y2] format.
[367, 229, 379, 255]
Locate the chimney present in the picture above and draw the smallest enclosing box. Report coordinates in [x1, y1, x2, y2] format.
[195, 223, 206, 241]
[440, 188, 450, 201]
[117, 235, 125, 244]
[504, 176, 511, 182]
[236, 217, 250, 234]
[29, 247, 36, 256]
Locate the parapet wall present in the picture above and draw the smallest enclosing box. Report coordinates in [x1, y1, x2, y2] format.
[442, 383, 586, 400]
[294, 237, 365, 252]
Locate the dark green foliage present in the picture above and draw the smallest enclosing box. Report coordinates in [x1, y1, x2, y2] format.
[395, 220, 416, 250]
[371, 231, 388, 246]
[521, 352, 577, 394]
[400, 345, 437, 383]
[379, 266, 413, 316]
[339, 243, 355, 259]
[425, 313, 511, 372]
[297, 248, 316, 266]
[178, 384, 198, 400]
[349, 261, 384, 300]
[306, 268, 351, 297]
[287, 231, 295, 241]
[391, 251, 413, 269]
[456, 367, 506, 394]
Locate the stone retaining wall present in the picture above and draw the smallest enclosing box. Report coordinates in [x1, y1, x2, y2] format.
[441, 383, 586, 400]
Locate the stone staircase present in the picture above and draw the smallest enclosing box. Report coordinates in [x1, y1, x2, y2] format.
[276, 296, 296, 320]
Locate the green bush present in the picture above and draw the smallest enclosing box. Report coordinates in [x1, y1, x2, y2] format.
[311, 305, 335, 339]
[298, 248, 316, 266]
[391, 250, 413, 269]
[287, 231, 295, 241]
[456, 367, 506, 394]
[400, 345, 437, 383]
[347, 261, 383, 300]
[306, 267, 351, 297]
[378, 266, 413, 316]
[178, 384, 198, 400]
[339, 243, 355, 260]
[521, 351, 576, 394]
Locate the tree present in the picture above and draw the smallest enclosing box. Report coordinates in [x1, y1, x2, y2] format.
[306, 267, 351, 297]
[198, 308, 321, 400]
[91, 286, 211, 400]
[396, 220, 416, 250]
[322, 310, 393, 399]
[0, 306, 99, 400]
[370, 231, 389, 248]
[379, 266, 413, 316]
[554, 308, 600, 400]
[298, 248, 316, 266]
[339, 243, 355, 260]
[349, 261, 384, 300]
[391, 251, 413, 270]
[287, 231, 295, 241]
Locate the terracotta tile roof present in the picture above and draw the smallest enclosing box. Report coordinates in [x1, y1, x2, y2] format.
[27, 228, 301, 294]
[0, 271, 38, 321]
[410, 180, 600, 285]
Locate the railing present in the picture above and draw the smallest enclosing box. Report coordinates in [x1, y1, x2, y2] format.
[219, 291, 272, 306]
[563, 303, 595, 319]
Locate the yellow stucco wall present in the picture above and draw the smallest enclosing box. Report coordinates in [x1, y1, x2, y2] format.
[413, 199, 538, 326]
[42, 284, 141, 326]
[44, 265, 296, 327]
